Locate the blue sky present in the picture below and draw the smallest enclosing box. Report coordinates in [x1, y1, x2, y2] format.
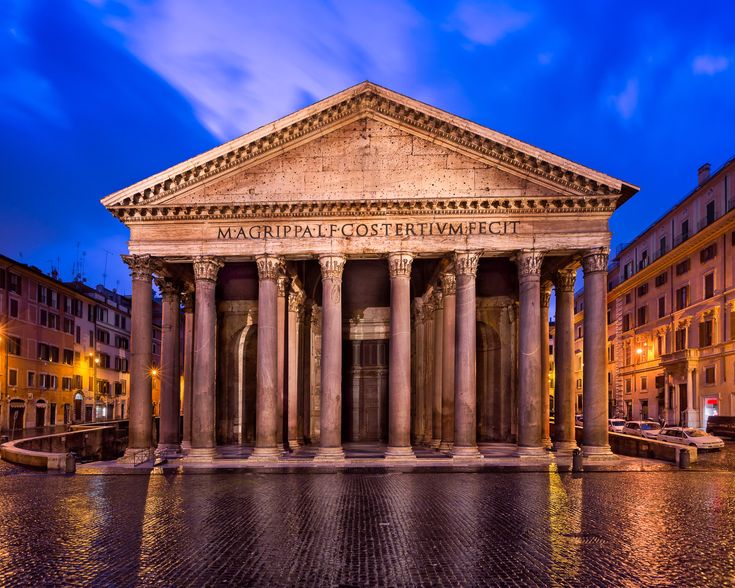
[2, 0, 735, 292]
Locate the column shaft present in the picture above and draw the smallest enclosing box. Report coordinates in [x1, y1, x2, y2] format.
[181, 290, 195, 452]
[189, 257, 223, 459]
[121, 255, 155, 459]
[276, 276, 287, 450]
[386, 253, 415, 459]
[516, 250, 547, 457]
[250, 255, 282, 460]
[287, 287, 304, 448]
[316, 254, 346, 460]
[413, 303, 425, 444]
[452, 252, 481, 458]
[553, 269, 577, 452]
[440, 272, 456, 451]
[431, 291, 443, 448]
[582, 248, 614, 457]
[423, 304, 434, 444]
[540, 283, 552, 449]
[157, 279, 181, 452]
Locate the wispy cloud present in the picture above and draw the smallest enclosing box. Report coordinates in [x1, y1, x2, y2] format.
[692, 54, 730, 75]
[94, 0, 423, 140]
[446, 1, 533, 46]
[609, 78, 639, 120]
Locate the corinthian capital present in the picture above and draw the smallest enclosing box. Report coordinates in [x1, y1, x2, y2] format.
[541, 282, 552, 308]
[454, 250, 481, 277]
[122, 254, 158, 281]
[181, 288, 195, 313]
[582, 247, 609, 274]
[388, 252, 413, 278]
[193, 256, 224, 283]
[440, 272, 456, 296]
[555, 268, 577, 293]
[277, 274, 289, 297]
[515, 250, 544, 280]
[319, 254, 346, 281]
[255, 254, 283, 282]
[288, 289, 305, 312]
[154, 277, 181, 300]
[432, 287, 444, 310]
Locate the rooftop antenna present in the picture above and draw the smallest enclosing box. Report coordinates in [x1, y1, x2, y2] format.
[101, 249, 113, 289]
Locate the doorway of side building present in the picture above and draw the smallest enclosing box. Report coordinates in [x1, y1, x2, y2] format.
[9, 400, 25, 438]
[35, 400, 46, 428]
[73, 392, 84, 422]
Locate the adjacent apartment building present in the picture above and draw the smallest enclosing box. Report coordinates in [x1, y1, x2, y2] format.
[574, 157, 735, 427]
[0, 254, 163, 436]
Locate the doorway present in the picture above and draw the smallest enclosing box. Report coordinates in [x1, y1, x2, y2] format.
[344, 339, 388, 442]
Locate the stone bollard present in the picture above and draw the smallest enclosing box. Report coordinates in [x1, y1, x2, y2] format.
[679, 448, 691, 469]
[572, 448, 584, 473]
[65, 452, 77, 474]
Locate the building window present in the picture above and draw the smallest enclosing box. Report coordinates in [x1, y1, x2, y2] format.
[658, 296, 666, 319]
[637, 306, 648, 327]
[675, 328, 687, 351]
[637, 283, 649, 296]
[62, 377, 72, 391]
[74, 375, 83, 389]
[675, 259, 691, 276]
[27, 371, 35, 387]
[675, 286, 690, 310]
[657, 334, 664, 356]
[8, 272, 21, 294]
[625, 379, 632, 394]
[624, 261, 634, 280]
[625, 293, 632, 304]
[655, 272, 668, 287]
[63, 349, 74, 366]
[9, 298, 19, 318]
[576, 379, 582, 390]
[705, 366, 716, 385]
[658, 236, 667, 257]
[8, 369, 18, 387]
[705, 200, 716, 225]
[680, 219, 689, 242]
[700, 319, 714, 348]
[622, 314, 631, 332]
[7, 336, 21, 356]
[704, 273, 715, 299]
[638, 251, 649, 270]
[700, 244, 717, 263]
[641, 376, 647, 390]
[608, 345, 615, 363]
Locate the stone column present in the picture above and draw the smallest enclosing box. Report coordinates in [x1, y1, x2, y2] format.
[440, 271, 456, 451]
[685, 368, 698, 427]
[553, 268, 578, 452]
[315, 254, 346, 461]
[276, 275, 287, 451]
[515, 250, 547, 457]
[452, 251, 482, 458]
[386, 252, 415, 459]
[582, 247, 614, 458]
[250, 254, 282, 461]
[431, 289, 443, 448]
[422, 298, 435, 444]
[188, 256, 223, 460]
[412, 301, 425, 445]
[540, 282, 552, 449]
[120, 254, 156, 461]
[156, 278, 181, 455]
[287, 286, 304, 448]
[181, 289, 195, 453]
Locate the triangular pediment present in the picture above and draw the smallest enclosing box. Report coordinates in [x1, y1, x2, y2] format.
[102, 81, 637, 215]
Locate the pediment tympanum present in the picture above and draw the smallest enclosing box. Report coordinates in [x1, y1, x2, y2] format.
[102, 82, 637, 225]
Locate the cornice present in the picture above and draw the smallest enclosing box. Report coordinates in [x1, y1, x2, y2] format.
[109, 196, 618, 223]
[103, 84, 633, 213]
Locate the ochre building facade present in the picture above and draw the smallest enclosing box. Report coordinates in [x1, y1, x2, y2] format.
[102, 82, 637, 461]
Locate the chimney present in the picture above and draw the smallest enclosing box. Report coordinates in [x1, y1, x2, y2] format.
[698, 163, 711, 186]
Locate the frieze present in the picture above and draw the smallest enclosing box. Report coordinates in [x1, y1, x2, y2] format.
[104, 86, 624, 212]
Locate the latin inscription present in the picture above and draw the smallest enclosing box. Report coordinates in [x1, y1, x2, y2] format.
[217, 220, 520, 240]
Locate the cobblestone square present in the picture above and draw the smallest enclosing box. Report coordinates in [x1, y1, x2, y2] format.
[0, 462, 733, 587]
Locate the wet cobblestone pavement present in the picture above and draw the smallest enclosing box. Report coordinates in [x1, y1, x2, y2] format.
[0, 468, 734, 586]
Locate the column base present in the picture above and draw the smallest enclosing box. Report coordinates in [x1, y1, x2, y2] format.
[515, 445, 549, 458]
[384, 446, 416, 460]
[276, 443, 285, 452]
[184, 447, 217, 462]
[430, 438, 442, 449]
[313, 446, 345, 462]
[451, 445, 483, 459]
[287, 438, 302, 450]
[118, 447, 153, 465]
[542, 436, 553, 449]
[248, 447, 281, 462]
[553, 440, 579, 454]
[581, 445, 617, 460]
[438, 441, 453, 452]
[180, 441, 192, 455]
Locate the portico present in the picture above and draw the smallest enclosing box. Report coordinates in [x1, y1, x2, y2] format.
[103, 82, 637, 463]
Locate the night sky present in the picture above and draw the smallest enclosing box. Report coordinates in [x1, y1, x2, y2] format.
[3, 0, 734, 293]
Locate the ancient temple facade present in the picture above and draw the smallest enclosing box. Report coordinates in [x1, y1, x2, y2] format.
[102, 82, 637, 461]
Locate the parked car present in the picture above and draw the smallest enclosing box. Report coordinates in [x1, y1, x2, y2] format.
[657, 427, 725, 450]
[608, 419, 626, 433]
[623, 421, 662, 439]
[706, 416, 735, 439]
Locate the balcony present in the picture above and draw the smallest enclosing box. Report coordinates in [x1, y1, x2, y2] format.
[660, 348, 699, 366]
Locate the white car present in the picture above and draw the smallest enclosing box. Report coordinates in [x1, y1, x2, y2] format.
[608, 419, 626, 433]
[657, 427, 725, 450]
[623, 421, 662, 439]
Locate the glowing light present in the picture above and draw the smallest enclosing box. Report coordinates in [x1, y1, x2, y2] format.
[636, 348, 643, 355]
